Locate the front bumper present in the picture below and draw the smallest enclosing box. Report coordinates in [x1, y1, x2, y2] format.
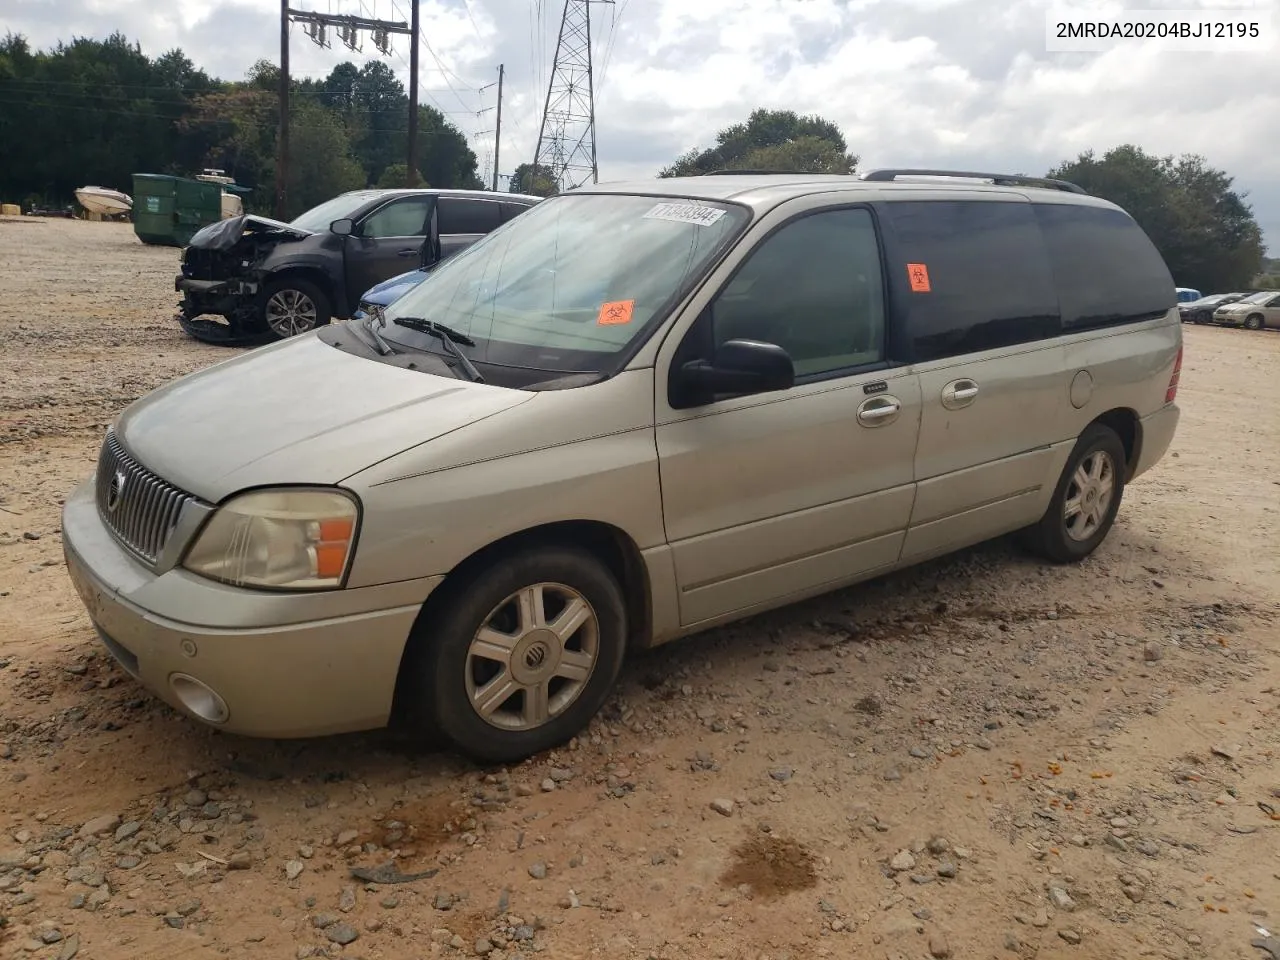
[61, 478, 441, 738]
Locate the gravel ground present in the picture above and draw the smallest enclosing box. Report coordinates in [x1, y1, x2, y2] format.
[1, 218, 1279, 960]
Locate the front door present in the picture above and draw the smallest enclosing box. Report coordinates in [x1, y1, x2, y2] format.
[345, 195, 435, 312]
[1261, 293, 1280, 329]
[655, 203, 921, 627]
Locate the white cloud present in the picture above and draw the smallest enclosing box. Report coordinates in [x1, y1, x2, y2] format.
[5, 0, 1278, 250]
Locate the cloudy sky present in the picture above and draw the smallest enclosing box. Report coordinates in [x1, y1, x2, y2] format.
[6, 0, 1278, 253]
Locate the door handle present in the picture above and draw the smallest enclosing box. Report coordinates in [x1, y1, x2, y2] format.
[857, 395, 901, 427]
[397, 248, 418, 257]
[941, 378, 979, 409]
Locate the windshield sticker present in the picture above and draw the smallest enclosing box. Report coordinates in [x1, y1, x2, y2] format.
[643, 202, 727, 228]
[597, 299, 636, 326]
[907, 262, 931, 293]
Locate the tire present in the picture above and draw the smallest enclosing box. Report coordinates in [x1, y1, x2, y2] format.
[1243, 314, 1264, 331]
[260, 276, 331, 340]
[404, 546, 628, 764]
[1019, 423, 1127, 564]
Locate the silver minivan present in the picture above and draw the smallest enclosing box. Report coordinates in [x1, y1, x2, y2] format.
[62, 170, 1183, 762]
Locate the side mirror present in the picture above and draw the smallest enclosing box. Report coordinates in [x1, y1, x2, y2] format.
[673, 339, 795, 408]
[330, 218, 354, 236]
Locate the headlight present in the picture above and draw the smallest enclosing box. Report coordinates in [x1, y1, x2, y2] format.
[182, 488, 360, 591]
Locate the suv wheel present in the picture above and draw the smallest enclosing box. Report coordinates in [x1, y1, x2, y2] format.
[404, 546, 628, 764]
[1244, 314, 1264, 331]
[261, 277, 331, 340]
[1019, 423, 1127, 564]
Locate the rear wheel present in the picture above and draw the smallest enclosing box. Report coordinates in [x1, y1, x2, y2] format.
[261, 277, 331, 340]
[1019, 424, 1127, 564]
[402, 546, 628, 764]
[1244, 314, 1264, 331]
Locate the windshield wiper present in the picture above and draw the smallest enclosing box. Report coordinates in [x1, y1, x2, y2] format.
[390, 316, 485, 383]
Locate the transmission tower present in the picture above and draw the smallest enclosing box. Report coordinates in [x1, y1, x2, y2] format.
[533, 0, 613, 193]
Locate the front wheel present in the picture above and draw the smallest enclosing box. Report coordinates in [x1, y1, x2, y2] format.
[1243, 314, 1264, 331]
[1019, 424, 1127, 564]
[404, 546, 628, 764]
[260, 277, 331, 340]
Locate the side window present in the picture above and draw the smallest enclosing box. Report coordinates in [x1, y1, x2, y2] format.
[708, 207, 886, 379]
[438, 198, 502, 235]
[1033, 202, 1175, 332]
[360, 197, 433, 239]
[882, 200, 1060, 362]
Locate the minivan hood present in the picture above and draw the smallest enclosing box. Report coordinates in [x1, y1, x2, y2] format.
[114, 334, 532, 502]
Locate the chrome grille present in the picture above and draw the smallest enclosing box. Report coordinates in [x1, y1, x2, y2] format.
[95, 432, 195, 566]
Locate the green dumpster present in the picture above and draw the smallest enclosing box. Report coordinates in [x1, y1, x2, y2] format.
[132, 173, 224, 247]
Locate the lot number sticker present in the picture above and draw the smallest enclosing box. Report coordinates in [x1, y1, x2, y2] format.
[643, 203, 727, 227]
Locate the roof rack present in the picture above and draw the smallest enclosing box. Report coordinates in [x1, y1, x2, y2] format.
[697, 169, 837, 177]
[861, 168, 1087, 195]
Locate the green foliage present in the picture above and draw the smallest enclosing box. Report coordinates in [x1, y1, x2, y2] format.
[659, 109, 858, 178]
[1049, 145, 1264, 293]
[0, 32, 483, 218]
[377, 163, 419, 188]
[509, 162, 559, 196]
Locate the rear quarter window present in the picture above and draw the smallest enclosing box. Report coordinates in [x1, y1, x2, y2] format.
[1032, 202, 1175, 332]
[880, 199, 1060, 363]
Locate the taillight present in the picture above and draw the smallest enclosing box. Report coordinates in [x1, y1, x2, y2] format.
[1165, 344, 1183, 403]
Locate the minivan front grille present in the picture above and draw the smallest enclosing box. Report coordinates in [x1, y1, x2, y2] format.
[95, 432, 195, 566]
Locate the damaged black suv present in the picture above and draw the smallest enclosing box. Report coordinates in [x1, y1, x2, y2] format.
[175, 188, 541, 345]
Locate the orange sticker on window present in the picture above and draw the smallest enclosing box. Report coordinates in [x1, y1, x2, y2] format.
[907, 263, 931, 293]
[597, 299, 635, 325]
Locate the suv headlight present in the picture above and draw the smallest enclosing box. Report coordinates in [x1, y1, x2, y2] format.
[182, 488, 360, 591]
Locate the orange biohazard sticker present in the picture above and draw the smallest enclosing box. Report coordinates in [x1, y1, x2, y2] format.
[597, 299, 635, 326]
[907, 263, 931, 293]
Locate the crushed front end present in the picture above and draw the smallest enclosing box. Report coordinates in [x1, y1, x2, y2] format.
[175, 215, 312, 346]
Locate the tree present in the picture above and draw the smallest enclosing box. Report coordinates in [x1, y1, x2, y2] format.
[281, 99, 366, 216]
[1048, 145, 1264, 292]
[659, 108, 858, 178]
[376, 163, 422, 188]
[0, 34, 483, 213]
[509, 162, 559, 197]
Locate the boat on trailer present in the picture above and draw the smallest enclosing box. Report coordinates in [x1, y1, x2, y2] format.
[74, 186, 133, 217]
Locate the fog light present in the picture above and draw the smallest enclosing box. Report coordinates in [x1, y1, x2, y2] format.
[169, 673, 229, 724]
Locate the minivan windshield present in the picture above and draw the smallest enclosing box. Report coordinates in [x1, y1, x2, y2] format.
[379, 193, 749, 380]
[1238, 291, 1275, 304]
[290, 191, 382, 232]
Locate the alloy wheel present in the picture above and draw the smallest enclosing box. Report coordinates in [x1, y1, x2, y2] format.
[1063, 450, 1115, 542]
[464, 582, 600, 731]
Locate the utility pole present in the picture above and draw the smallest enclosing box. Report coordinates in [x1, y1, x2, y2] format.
[276, 0, 290, 220]
[492, 64, 504, 192]
[280, 7, 411, 206]
[534, 0, 612, 193]
[407, 0, 420, 186]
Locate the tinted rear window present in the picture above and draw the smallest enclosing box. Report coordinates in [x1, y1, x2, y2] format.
[438, 197, 502, 235]
[881, 200, 1060, 362]
[1033, 202, 1175, 331]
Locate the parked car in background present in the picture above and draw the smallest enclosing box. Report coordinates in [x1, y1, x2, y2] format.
[62, 169, 1182, 763]
[353, 260, 443, 321]
[1213, 290, 1280, 330]
[1176, 287, 1202, 303]
[175, 189, 541, 345]
[1178, 292, 1249, 324]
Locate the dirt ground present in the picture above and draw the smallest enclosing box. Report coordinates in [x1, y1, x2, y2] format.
[1, 218, 1279, 960]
